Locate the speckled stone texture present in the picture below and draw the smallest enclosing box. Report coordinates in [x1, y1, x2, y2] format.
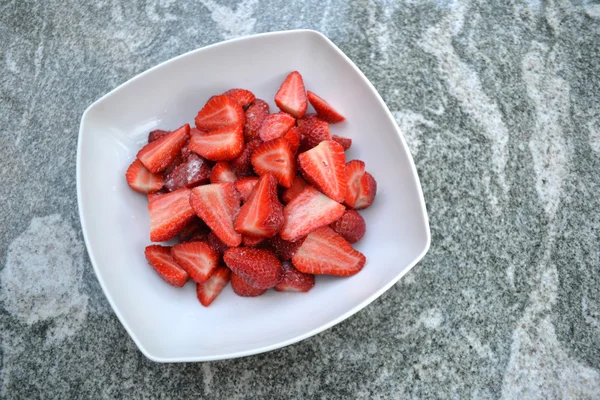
[1, 0, 600, 398]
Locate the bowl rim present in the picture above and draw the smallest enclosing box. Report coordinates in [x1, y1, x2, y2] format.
[77, 29, 431, 363]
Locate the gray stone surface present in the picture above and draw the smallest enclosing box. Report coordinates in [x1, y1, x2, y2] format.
[1, 0, 600, 398]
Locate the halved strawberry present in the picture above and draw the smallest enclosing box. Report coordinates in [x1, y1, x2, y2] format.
[298, 140, 347, 203]
[284, 126, 301, 155]
[234, 173, 283, 238]
[179, 217, 210, 242]
[196, 266, 231, 306]
[231, 272, 267, 297]
[297, 115, 331, 149]
[148, 188, 195, 242]
[281, 175, 309, 204]
[264, 234, 304, 261]
[344, 160, 366, 207]
[330, 210, 366, 244]
[251, 137, 296, 188]
[207, 231, 230, 255]
[223, 247, 283, 289]
[126, 159, 164, 193]
[274, 71, 307, 118]
[332, 135, 352, 151]
[354, 172, 377, 210]
[244, 99, 270, 141]
[280, 186, 345, 242]
[274, 261, 315, 292]
[148, 129, 170, 143]
[292, 226, 365, 276]
[137, 124, 190, 173]
[171, 241, 219, 283]
[258, 112, 296, 141]
[190, 183, 242, 247]
[230, 140, 262, 177]
[234, 177, 259, 202]
[144, 245, 189, 287]
[223, 88, 255, 108]
[195, 95, 245, 132]
[243, 235, 265, 247]
[163, 154, 211, 191]
[210, 162, 237, 184]
[188, 124, 244, 161]
[306, 91, 346, 123]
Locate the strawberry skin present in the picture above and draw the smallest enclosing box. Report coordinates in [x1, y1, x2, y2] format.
[148, 188, 195, 242]
[230, 139, 262, 177]
[280, 186, 345, 242]
[231, 272, 267, 297]
[298, 140, 347, 203]
[292, 226, 366, 276]
[251, 137, 296, 188]
[354, 172, 377, 210]
[274, 71, 307, 118]
[188, 124, 244, 161]
[179, 218, 210, 242]
[258, 112, 296, 142]
[306, 91, 345, 123]
[281, 175, 309, 204]
[330, 210, 366, 244]
[126, 159, 164, 193]
[234, 177, 259, 203]
[148, 129, 170, 143]
[144, 245, 189, 287]
[274, 261, 315, 292]
[172, 241, 220, 283]
[243, 235, 265, 247]
[196, 266, 231, 306]
[244, 99, 270, 141]
[264, 234, 304, 261]
[284, 126, 301, 155]
[190, 183, 242, 247]
[234, 173, 283, 238]
[163, 154, 211, 191]
[195, 94, 245, 131]
[223, 247, 283, 289]
[223, 88, 256, 107]
[332, 135, 352, 151]
[344, 161, 376, 209]
[210, 162, 237, 184]
[207, 231, 230, 255]
[297, 115, 331, 149]
[137, 124, 190, 173]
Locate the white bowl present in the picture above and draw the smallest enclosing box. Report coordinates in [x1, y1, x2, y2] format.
[77, 30, 430, 362]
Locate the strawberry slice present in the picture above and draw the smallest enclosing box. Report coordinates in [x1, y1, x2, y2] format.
[148, 188, 195, 242]
[344, 160, 366, 207]
[332, 135, 352, 151]
[190, 183, 242, 247]
[264, 234, 304, 261]
[231, 272, 267, 297]
[144, 245, 189, 287]
[354, 172, 377, 210]
[172, 241, 219, 283]
[330, 210, 366, 244]
[126, 159, 164, 193]
[274, 71, 307, 118]
[258, 112, 296, 141]
[306, 91, 346, 123]
[223, 88, 256, 108]
[280, 186, 345, 242]
[163, 154, 211, 191]
[210, 162, 237, 184]
[188, 124, 244, 161]
[284, 126, 301, 155]
[223, 247, 283, 289]
[207, 231, 230, 255]
[148, 129, 170, 143]
[297, 115, 331, 149]
[251, 137, 296, 188]
[274, 261, 315, 292]
[242, 235, 265, 247]
[179, 218, 210, 242]
[292, 226, 366, 276]
[234, 173, 283, 238]
[230, 139, 262, 177]
[195, 95, 245, 132]
[298, 140, 347, 203]
[234, 177, 259, 202]
[137, 124, 190, 173]
[196, 266, 231, 306]
[244, 99, 270, 141]
[281, 175, 309, 204]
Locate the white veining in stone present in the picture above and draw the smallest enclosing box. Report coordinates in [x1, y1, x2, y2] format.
[419, 308, 444, 329]
[588, 118, 600, 155]
[198, 0, 258, 40]
[202, 363, 214, 394]
[585, 0, 600, 18]
[392, 110, 435, 157]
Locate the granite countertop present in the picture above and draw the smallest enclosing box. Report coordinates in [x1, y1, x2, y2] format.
[1, 0, 600, 398]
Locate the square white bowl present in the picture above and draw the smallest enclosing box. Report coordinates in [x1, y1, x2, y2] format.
[77, 30, 430, 362]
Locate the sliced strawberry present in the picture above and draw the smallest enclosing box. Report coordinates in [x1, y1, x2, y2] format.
[298, 140, 347, 203]
[264, 234, 304, 261]
[223, 88, 255, 108]
[274, 71, 307, 118]
[354, 172, 377, 210]
[258, 112, 296, 141]
[190, 183, 242, 247]
[234, 177, 259, 203]
[251, 137, 296, 188]
[163, 154, 211, 191]
[210, 162, 237, 184]
[330, 210, 366, 244]
[281, 175, 309, 204]
[137, 124, 190, 173]
[207, 231, 230, 255]
[234, 173, 283, 238]
[223, 247, 283, 289]
[344, 160, 366, 207]
[163, 152, 185, 176]
[144, 245, 189, 287]
[195, 95, 245, 132]
[188, 123, 244, 161]
[292, 226, 366, 276]
[148, 188, 195, 242]
[297, 115, 331, 149]
[231, 272, 267, 297]
[179, 217, 210, 242]
[332, 135, 352, 151]
[306, 91, 345, 123]
[126, 159, 164, 193]
[274, 261, 315, 292]
[284, 126, 301, 155]
[243, 235, 265, 247]
[244, 99, 270, 141]
[196, 266, 231, 306]
[148, 129, 170, 143]
[172, 241, 219, 283]
[230, 140, 262, 177]
[280, 186, 345, 242]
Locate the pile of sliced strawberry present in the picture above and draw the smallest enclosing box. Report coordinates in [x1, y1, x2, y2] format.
[125, 72, 377, 307]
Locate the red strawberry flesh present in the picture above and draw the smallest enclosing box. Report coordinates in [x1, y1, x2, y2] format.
[298, 140, 347, 203]
[126, 159, 164, 193]
[148, 188, 195, 242]
[274, 261, 315, 292]
[306, 91, 346, 123]
[195, 95, 245, 131]
[137, 124, 190, 173]
[274, 71, 307, 118]
[172, 241, 219, 283]
[144, 245, 189, 287]
[196, 266, 231, 306]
